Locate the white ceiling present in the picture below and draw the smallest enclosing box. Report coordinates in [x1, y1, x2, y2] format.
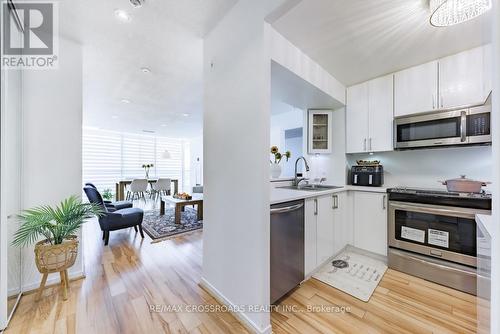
[272, 0, 492, 86]
[59, 0, 236, 137]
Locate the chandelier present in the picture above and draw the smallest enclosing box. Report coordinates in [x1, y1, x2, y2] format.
[429, 0, 492, 27]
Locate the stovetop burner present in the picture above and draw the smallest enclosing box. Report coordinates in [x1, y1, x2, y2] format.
[387, 187, 492, 210]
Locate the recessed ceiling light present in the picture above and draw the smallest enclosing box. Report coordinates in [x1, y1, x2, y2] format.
[141, 67, 151, 73]
[182, 113, 190, 117]
[121, 98, 131, 104]
[112, 115, 119, 119]
[161, 124, 167, 127]
[114, 9, 131, 22]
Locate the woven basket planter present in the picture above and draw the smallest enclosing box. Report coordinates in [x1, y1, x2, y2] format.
[34, 236, 79, 274]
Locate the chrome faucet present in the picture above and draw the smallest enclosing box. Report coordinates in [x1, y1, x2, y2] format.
[293, 156, 310, 186]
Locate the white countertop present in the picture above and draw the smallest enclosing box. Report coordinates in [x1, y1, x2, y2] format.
[476, 214, 494, 239]
[270, 185, 388, 204]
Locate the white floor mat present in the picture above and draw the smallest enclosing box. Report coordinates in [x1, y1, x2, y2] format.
[313, 249, 387, 302]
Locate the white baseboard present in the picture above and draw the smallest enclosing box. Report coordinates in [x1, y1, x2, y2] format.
[199, 278, 272, 334]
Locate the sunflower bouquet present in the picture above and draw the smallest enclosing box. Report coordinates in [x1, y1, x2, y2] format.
[270, 146, 291, 164]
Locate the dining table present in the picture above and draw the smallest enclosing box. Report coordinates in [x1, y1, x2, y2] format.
[115, 179, 178, 201]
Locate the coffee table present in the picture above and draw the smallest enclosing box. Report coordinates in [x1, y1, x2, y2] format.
[160, 194, 203, 225]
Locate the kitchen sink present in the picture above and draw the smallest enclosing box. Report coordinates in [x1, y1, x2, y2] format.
[279, 184, 344, 191]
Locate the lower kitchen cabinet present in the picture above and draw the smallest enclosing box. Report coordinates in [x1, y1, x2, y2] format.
[304, 190, 386, 277]
[304, 198, 318, 276]
[317, 195, 335, 265]
[305, 195, 337, 276]
[353, 191, 388, 256]
[333, 192, 353, 255]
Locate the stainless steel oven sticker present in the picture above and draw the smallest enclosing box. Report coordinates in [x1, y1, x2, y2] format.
[401, 226, 425, 243]
[428, 229, 449, 248]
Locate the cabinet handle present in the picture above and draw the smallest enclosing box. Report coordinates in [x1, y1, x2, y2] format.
[432, 94, 435, 109]
[332, 195, 339, 209]
[363, 138, 367, 151]
[314, 199, 318, 216]
[369, 138, 372, 151]
[440, 95, 444, 108]
[382, 195, 386, 210]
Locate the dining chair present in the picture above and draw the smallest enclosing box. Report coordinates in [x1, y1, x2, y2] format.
[127, 179, 148, 200]
[151, 178, 171, 199]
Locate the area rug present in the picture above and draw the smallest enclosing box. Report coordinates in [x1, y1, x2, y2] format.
[142, 207, 203, 243]
[312, 249, 387, 302]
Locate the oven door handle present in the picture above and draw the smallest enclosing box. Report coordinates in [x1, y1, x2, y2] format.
[390, 249, 477, 276]
[388, 201, 485, 218]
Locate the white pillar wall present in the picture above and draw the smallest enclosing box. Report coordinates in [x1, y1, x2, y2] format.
[202, 1, 285, 333]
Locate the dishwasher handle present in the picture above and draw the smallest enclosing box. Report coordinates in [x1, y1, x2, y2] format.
[270, 203, 304, 214]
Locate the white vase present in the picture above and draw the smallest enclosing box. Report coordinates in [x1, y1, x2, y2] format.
[270, 164, 282, 179]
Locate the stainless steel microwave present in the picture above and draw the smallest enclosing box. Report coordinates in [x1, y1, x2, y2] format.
[394, 103, 491, 149]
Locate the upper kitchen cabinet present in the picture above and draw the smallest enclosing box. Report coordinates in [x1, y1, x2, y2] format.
[346, 74, 393, 153]
[308, 109, 333, 154]
[394, 61, 438, 117]
[394, 44, 492, 117]
[439, 45, 492, 109]
[346, 82, 368, 153]
[368, 75, 394, 152]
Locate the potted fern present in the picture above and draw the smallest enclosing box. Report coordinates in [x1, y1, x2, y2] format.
[12, 196, 103, 300]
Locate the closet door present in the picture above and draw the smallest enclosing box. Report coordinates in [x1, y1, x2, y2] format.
[0, 3, 24, 330]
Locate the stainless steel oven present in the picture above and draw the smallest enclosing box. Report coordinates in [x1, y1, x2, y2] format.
[388, 201, 489, 267]
[387, 188, 491, 295]
[394, 103, 491, 149]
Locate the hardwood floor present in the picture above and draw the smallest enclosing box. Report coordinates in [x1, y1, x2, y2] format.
[5, 202, 483, 333]
[273, 270, 484, 334]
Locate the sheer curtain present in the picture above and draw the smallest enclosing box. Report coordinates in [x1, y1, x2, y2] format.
[82, 128, 190, 194]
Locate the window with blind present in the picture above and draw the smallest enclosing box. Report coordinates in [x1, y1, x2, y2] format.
[83, 128, 190, 194]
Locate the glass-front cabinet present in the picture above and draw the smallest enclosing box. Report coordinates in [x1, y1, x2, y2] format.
[307, 109, 332, 154]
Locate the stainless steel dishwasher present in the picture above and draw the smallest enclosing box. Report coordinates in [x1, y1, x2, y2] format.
[270, 200, 304, 304]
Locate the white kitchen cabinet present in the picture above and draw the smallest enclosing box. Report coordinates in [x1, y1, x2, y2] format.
[333, 192, 353, 255]
[304, 198, 317, 276]
[394, 61, 438, 117]
[439, 45, 492, 109]
[346, 75, 393, 153]
[308, 109, 333, 154]
[346, 82, 369, 153]
[316, 195, 335, 265]
[368, 75, 394, 152]
[353, 191, 387, 256]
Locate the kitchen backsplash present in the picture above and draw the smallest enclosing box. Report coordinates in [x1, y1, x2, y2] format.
[347, 146, 492, 189]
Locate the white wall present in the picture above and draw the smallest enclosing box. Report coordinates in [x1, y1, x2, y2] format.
[270, 103, 303, 150]
[21, 38, 83, 290]
[202, 1, 285, 333]
[347, 146, 492, 188]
